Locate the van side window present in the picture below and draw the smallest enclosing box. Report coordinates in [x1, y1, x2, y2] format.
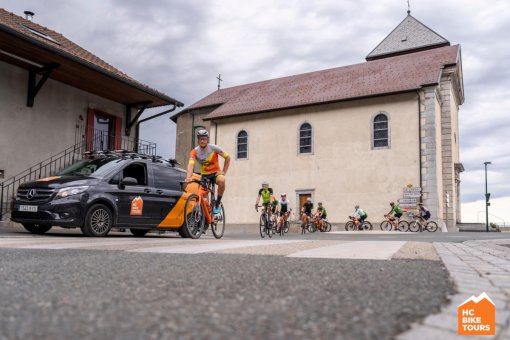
[122, 163, 147, 186]
[152, 164, 182, 191]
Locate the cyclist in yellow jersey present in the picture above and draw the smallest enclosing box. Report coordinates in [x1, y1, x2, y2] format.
[186, 129, 230, 214]
[255, 181, 274, 212]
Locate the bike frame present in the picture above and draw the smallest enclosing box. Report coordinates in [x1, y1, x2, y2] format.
[195, 180, 216, 225]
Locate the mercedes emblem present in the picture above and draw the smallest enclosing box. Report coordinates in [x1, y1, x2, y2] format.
[26, 189, 36, 200]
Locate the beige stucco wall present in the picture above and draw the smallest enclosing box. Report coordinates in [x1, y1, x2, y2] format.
[434, 95, 445, 220]
[0, 60, 129, 180]
[210, 93, 420, 224]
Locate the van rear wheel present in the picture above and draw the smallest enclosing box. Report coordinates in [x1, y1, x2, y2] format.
[82, 204, 113, 237]
[130, 229, 149, 237]
[22, 223, 52, 234]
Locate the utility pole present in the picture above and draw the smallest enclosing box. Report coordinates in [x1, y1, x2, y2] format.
[484, 161, 492, 232]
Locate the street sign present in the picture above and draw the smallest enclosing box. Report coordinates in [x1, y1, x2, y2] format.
[399, 203, 417, 208]
[403, 187, 422, 193]
[403, 192, 421, 198]
[398, 198, 417, 204]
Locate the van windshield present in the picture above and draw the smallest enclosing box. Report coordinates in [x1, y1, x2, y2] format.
[58, 158, 128, 178]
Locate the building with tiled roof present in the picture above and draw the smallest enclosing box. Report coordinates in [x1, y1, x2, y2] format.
[174, 12, 464, 230]
[0, 8, 183, 216]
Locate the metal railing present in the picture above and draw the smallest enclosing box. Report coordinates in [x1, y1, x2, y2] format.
[0, 128, 157, 220]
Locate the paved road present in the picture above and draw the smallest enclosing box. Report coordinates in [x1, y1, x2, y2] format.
[0, 226, 509, 339]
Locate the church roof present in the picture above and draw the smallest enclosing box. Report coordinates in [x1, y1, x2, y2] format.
[181, 44, 460, 121]
[366, 13, 449, 61]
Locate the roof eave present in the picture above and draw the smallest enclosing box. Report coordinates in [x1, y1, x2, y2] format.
[0, 24, 183, 108]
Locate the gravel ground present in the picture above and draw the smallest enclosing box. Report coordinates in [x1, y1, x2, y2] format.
[392, 242, 440, 261]
[0, 249, 454, 340]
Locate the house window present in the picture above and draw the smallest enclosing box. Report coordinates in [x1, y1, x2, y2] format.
[299, 123, 312, 154]
[372, 113, 389, 148]
[237, 130, 248, 159]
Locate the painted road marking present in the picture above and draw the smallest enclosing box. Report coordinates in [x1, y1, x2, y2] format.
[129, 239, 306, 254]
[286, 241, 407, 260]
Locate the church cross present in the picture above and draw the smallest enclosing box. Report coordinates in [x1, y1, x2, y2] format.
[216, 74, 223, 90]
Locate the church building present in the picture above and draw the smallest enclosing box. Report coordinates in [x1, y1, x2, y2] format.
[172, 13, 465, 231]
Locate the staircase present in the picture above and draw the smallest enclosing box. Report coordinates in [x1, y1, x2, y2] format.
[0, 130, 157, 221]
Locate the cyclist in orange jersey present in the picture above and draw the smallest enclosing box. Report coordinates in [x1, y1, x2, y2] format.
[185, 129, 230, 214]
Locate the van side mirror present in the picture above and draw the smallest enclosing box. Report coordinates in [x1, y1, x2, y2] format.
[119, 177, 138, 189]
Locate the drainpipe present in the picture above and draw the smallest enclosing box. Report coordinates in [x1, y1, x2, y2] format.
[417, 90, 422, 201]
[135, 103, 177, 153]
[214, 122, 218, 144]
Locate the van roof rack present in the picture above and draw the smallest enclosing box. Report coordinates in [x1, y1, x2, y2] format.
[83, 150, 180, 167]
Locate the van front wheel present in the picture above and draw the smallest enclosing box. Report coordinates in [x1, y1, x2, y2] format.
[82, 204, 113, 237]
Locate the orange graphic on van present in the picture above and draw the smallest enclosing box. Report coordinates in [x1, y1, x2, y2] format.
[130, 196, 144, 216]
[36, 176, 61, 182]
[458, 292, 495, 336]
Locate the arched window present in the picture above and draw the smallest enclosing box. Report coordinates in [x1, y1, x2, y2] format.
[299, 123, 312, 154]
[237, 130, 248, 159]
[372, 113, 389, 148]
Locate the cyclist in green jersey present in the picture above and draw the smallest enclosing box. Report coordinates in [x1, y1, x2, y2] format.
[276, 193, 292, 229]
[315, 202, 328, 230]
[255, 181, 274, 212]
[386, 202, 403, 231]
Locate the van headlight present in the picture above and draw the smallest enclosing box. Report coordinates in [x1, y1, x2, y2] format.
[56, 186, 89, 198]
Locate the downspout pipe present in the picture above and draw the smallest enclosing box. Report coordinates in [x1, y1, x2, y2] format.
[417, 90, 422, 201]
[135, 103, 177, 153]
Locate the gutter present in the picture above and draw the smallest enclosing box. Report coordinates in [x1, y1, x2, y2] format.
[135, 104, 178, 152]
[417, 90, 422, 200]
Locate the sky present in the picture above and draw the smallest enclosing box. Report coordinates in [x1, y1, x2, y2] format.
[2, 0, 509, 222]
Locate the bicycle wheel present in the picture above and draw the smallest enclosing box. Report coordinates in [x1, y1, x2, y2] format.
[259, 215, 266, 238]
[307, 222, 316, 233]
[267, 221, 273, 238]
[363, 221, 373, 231]
[325, 221, 332, 232]
[397, 221, 409, 232]
[426, 221, 438, 232]
[345, 221, 351, 231]
[284, 221, 290, 233]
[380, 221, 392, 231]
[184, 194, 204, 239]
[211, 203, 225, 239]
[408, 221, 420, 232]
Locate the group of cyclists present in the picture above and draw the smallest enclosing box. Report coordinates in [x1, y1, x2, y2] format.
[185, 129, 433, 234]
[254, 181, 292, 232]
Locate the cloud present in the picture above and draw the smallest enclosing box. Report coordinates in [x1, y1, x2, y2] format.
[3, 0, 510, 204]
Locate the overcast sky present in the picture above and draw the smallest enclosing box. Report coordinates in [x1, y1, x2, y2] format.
[3, 0, 509, 221]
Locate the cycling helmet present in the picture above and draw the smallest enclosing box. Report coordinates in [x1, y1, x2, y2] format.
[306, 197, 312, 202]
[318, 202, 322, 205]
[261, 180, 269, 186]
[390, 202, 395, 206]
[281, 193, 286, 197]
[196, 129, 209, 137]
[355, 205, 359, 209]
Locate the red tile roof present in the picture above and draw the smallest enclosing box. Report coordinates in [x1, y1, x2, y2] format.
[0, 8, 182, 107]
[184, 45, 460, 120]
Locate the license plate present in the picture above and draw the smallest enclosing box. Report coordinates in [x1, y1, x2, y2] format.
[19, 205, 38, 212]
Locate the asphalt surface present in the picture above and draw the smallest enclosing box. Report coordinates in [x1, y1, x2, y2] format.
[0, 248, 454, 340]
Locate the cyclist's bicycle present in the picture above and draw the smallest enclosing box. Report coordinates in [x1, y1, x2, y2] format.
[408, 216, 438, 232]
[257, 205, 276, 238]
[276, 211, 291, 236]
[380, 214, 408, 231]
[308, 214, 332, 232]
[300, 213, 313, 234]
[345, 216, 373, 231]
[183, 178, 225, 239]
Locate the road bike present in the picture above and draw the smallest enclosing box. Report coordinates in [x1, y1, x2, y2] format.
[344, 216, 373, 231]
[408, 216, 438, 232]
[276, 211, 291, 236]
[183, 178, 225, 239]
[380, 214, 408, 232]
[257, 205, 276, 238]
[308, 214, 332, 233]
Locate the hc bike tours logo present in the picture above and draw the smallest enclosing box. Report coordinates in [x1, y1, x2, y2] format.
[130, 196, 144, 216]
[458, 292, 495, 336]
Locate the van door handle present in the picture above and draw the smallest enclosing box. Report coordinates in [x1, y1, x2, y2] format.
[156, 190, 163, 194]
[144, 189, 151, 193]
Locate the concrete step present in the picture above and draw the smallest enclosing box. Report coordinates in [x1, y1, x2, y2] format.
[457, 222, 500, 232]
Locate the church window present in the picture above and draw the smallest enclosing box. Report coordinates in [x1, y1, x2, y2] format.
[372, 113, 390, 148]
[237, 130, 248, 159]
[299, 123, 312, 154]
